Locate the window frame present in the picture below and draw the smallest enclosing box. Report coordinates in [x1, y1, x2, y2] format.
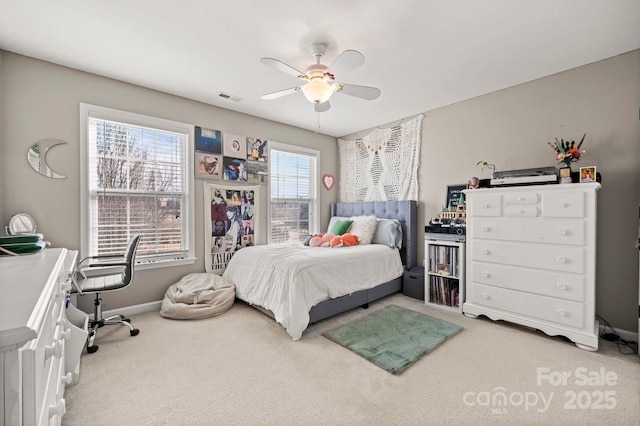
[79, 103, 196, 270]
[267, 141, 320, 244]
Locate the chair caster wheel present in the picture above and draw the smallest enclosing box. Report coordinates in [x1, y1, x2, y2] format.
[130, 329, 140, 336]
[87, 345, 99, 354]
[124, 318, 131, 323]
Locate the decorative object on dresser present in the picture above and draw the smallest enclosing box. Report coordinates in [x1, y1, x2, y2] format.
[0, 248, 88, 425]
[462, 183, 601, 351]
[579, 166, 596, 183]
[548, 133, 586, 183]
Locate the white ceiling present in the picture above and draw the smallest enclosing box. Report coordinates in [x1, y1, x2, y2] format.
[0, 1, 638, 137]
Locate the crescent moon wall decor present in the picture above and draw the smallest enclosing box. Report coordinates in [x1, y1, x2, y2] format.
[27, 139, 67, 179]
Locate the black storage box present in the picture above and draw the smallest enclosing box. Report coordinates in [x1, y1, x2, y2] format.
[402, 266, 425, 301]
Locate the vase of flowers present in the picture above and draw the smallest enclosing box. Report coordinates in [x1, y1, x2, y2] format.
[548, 134, 586, 182]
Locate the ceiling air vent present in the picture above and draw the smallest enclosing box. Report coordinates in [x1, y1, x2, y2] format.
[217, 91, 243, 102]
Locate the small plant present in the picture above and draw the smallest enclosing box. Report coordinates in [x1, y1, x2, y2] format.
[476, 160, 496, 173]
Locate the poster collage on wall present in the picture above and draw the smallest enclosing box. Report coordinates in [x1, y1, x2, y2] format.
[194, 126, 269, 184]
[204, 182, 259, 274]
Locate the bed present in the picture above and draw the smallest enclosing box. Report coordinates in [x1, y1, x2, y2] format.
[222, 200, 417, 339]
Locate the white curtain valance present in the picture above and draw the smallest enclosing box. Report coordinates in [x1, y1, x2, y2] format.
[338, 114, 423, 201]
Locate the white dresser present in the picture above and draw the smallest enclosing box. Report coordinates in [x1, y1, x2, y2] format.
[462, 183, 601, 351]
[0, 248, 88, 425]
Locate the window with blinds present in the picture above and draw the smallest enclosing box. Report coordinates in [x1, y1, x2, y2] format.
[81, 104, 194, 266]
[269, 143, 319, 244]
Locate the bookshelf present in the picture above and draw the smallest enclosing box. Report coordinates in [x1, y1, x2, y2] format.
[424, 237, 465, 313]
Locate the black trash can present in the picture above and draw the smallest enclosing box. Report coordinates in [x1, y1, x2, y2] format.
[402, 266, 425, 301]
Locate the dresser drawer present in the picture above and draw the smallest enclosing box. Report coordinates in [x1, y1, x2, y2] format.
[468, 283, 585, 328]
[471, 262, 585, 302]
[468, 194, 502, 216]
[503, 205, 539, 217]
[470, 240, 585, 274]
[503, 193, 538, 205]
[542, 191, 585, 217]
[21, 296, 65, 426]
[470, 217, 586, 246]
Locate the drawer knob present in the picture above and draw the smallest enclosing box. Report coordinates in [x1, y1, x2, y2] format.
[558, 202, 568, 208]
[556, 309, 566, 316]
[49, 398, 66, 419]
[481, 249, 491, 255]
[45, 340, 63, 360]
[518, 210, 525, 214]
[62, 372, 73, 384]
[556, 283, 567, 290]
[483, 204, 490, 209]
[557, 229, 568, 236]
[556, 257, 568, 264]
[481, 226, 491, 232]
[481, 293, 490, 300]
[482, 272, 490, 278]
[517, 197, 525, 201]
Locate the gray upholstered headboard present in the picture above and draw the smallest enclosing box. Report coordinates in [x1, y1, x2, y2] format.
[330, 200, 418, 270]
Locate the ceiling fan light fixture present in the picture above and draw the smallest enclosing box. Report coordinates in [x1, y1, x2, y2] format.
[301, 78, 334, 103]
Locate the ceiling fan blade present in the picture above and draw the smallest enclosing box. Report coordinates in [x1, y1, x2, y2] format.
[327, 50, 365, 76]
[314, 101, 331, 113]
[261, 87, 301, 100]
[337, 83, 381, 100]
[260, 57, 306, 79]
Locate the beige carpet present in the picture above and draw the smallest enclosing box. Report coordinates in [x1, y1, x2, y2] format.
[63, 294, 640, 426]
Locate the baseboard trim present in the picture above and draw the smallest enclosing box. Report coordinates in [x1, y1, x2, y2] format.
[599, 324, 638, 344]
[96, 300, 162, 320]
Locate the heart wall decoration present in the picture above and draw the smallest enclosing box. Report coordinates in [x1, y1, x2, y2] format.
[322, 174, 335, 191]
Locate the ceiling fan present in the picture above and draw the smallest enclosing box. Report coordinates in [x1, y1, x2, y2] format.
[260, 42, 381, 113]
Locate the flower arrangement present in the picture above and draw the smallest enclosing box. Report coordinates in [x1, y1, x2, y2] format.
[548, 133, 586, 168]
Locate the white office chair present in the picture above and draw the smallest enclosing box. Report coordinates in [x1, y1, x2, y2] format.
[71, 234, 141, 353]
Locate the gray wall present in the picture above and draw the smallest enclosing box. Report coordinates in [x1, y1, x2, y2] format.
[0, 51, 338, 312]
[343, 50, 640, 333]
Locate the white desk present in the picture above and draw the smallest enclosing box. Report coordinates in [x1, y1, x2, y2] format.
[0, 248, 88, 425]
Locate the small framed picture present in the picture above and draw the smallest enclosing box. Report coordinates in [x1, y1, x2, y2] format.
[195, 152, 222, 179]
[579, 166, 596, 183]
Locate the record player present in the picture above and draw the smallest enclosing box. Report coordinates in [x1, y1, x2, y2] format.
[490, 166, 558, 186]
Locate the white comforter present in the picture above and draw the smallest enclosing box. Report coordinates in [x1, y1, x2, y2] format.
[222, 243, 403, 340]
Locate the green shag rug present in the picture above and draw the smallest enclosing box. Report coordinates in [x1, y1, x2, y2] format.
[323, 305, 462, 375]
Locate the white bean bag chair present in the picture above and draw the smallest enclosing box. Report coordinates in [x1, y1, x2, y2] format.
[160, 273, 235, 320]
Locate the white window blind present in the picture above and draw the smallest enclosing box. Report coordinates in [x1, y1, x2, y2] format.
[269, 144, 318, 244]
[82, 105, 193, 266]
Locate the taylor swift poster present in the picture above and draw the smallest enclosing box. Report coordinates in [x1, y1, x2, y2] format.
[204, 182, 259, 274]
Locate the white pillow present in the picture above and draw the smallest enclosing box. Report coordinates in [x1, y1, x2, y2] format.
[348, 215, 379, 245]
